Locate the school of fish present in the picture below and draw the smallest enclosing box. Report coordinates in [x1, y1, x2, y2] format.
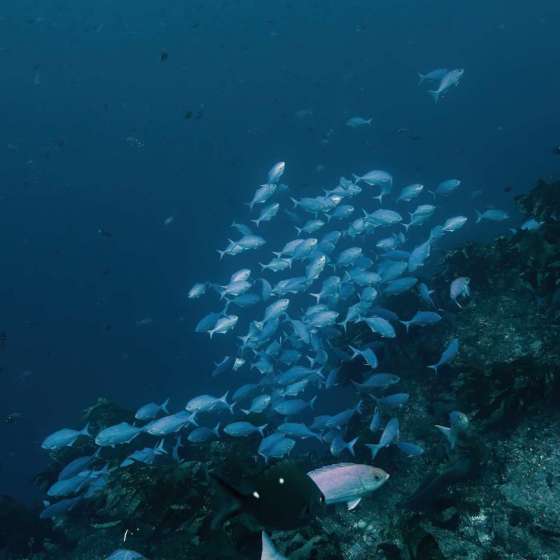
[40, 90, 542, 558]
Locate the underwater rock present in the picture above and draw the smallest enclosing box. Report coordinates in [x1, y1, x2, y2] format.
[515, 177, 560, 222]
[0, 495, 60, 557]
[27, 177, 560, 560]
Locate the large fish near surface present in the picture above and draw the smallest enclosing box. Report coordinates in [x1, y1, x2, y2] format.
[307, 463, 389, 510]
[211, 461, 325, 530]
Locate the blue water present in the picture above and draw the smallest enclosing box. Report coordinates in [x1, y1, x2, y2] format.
[1, 0, 559, 504]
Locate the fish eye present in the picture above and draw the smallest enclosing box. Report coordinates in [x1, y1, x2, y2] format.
[278, 477, 285, 485]
[252, 491, 260, 499]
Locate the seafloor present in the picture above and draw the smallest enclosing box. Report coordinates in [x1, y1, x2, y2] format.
[2, 178, 560, 560]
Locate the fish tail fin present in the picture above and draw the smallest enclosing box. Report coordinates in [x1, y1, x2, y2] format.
[258, 262, 267, 271]
[427, 364, 439, 375]
[400, 320, 411, 333]
[309, 396, 318, 410]
[155, 439, 167, 454]
[161, 398, 170, 414]
[81, 423, 91, 437]
[290, 197, 299, 208]
[366, 118, 372, 125]
[272, 251, 282, 258]
[240, 408, 250, 415]
[315, 368, 326, 383]
[217, 249, 225, 260]
[348, 436, 359, 456]
[402, 222, 411, 232]
[365, 443, 382, 460]
[251, 219, 260, 227]
[213, 422, 221, 437]
[352, 173, 361, 183]
[258, 424, 268, 437]
[417, 72, 425, 85]
[348, 345, 360, 359]
[435, 424, 453, 446]
[188, 412, 199, 427]
[475, 209, 482, 223]
[428, 89, 440, 103]
[295, 226, 302, 236]
[355, 400, 364, 415]
[309, 292, 321, 303]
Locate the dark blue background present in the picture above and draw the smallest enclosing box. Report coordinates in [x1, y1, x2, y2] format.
[1, 0, 559, 503]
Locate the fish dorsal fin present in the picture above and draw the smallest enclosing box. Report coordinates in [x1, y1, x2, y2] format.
[307, 462, 357, 476]
[347, 498, 362, 511]
[210, 472, 247, 503]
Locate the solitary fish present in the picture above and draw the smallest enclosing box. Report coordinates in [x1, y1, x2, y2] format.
[428, 338, 459, 374]
[95, 422, 142, 447]
[417, 68, 449, 85]
[475, 209, 509, 223]
[307, 463, 389, 510]
[435, 410, 469, 449]
[433, 179, 461, 196]
[135, 398, 170, 421]
[212, 461, 325, 530]
[188, 282, 207, 299]
[207, 315, 239, 338]
[252, 202, 280, 228]
[400, 311, 442, 332]
[346, 116, 372, 128]
[247, 184, 278, 211]
[267, 161, 286, 184]
[352, 170, 392, 188]
[365, 417, 399, 460]
[42, 425, 91, 451]
[428, 68, 464, 103]
[397, 183, 424, 202]
[450, 277, 470, 307]
[442, 216, 468, 233]
[224, 421, 267, 438]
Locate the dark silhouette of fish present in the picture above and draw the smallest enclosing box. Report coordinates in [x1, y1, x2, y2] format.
[211, 461, 325, 530]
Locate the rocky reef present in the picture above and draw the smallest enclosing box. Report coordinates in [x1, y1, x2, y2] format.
[2, 178, 560, 560]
